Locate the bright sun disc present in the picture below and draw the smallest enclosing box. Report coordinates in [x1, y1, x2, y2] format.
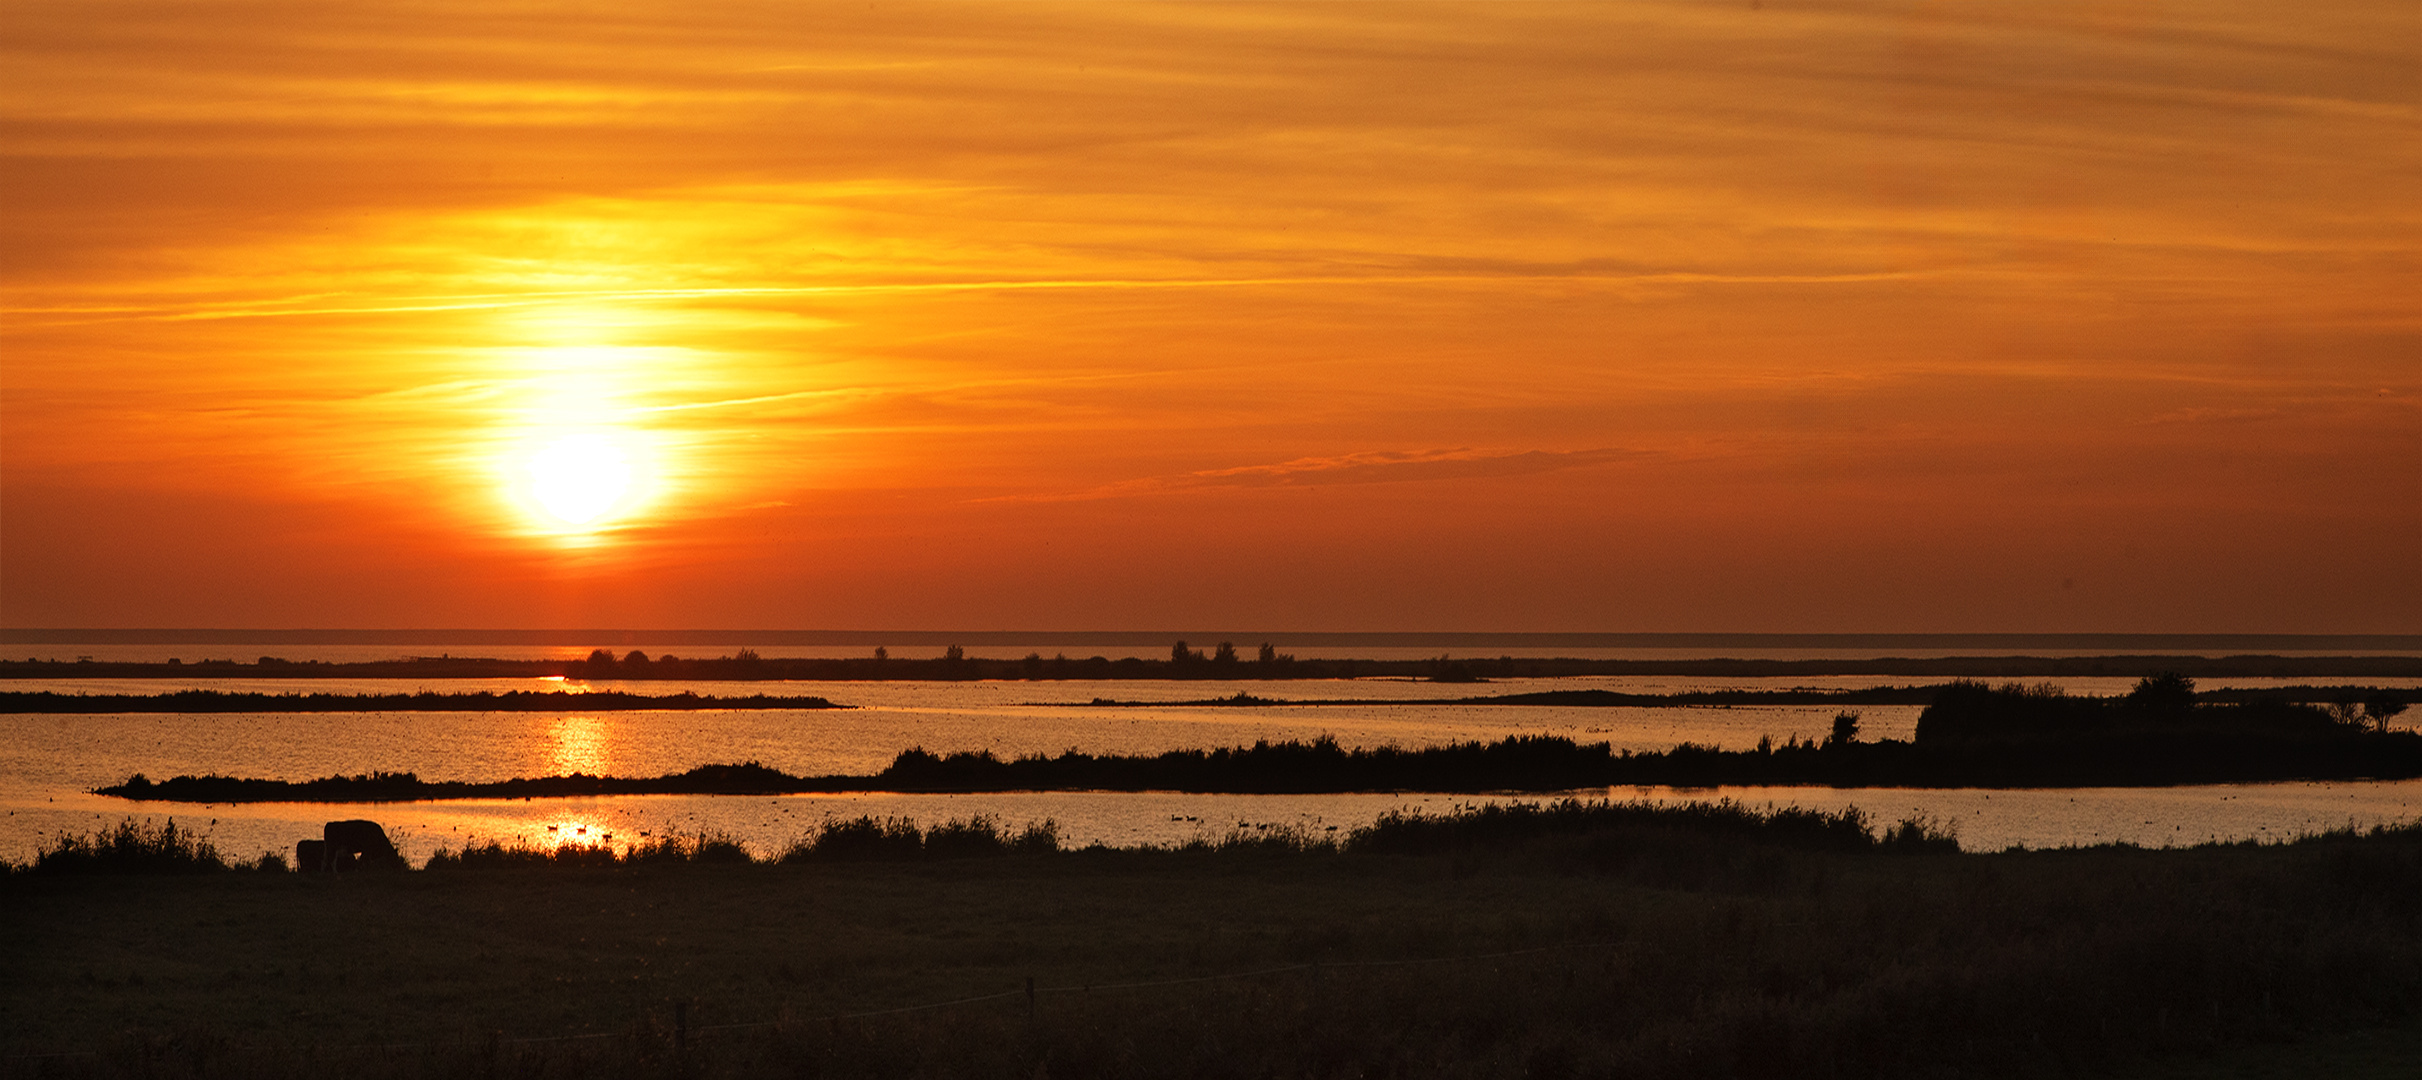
[528, 433, 635, 526]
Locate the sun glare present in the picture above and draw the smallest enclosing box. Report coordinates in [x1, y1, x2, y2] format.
[529, 433, 636, 526]
[492, 343, 678, 538]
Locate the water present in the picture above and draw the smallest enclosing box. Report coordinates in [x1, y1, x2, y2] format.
[6, 674, 2420, 865]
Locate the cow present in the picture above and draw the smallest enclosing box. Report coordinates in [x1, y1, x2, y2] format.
[298, 820, 405, 871]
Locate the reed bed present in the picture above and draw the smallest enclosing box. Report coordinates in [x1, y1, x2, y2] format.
[6, 808, 2420, 1079]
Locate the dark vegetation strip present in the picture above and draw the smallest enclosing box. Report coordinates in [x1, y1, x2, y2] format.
[13, 808, 2422, 1079]
[8, 798, 1956, 877]
[95, 680, 2422, 801]
[8, 648, 2422, 681]
[0, 689, 842, 713]
[11, 682, 2410, 715]
[1056, 687, 1951, 707]
[1052, 684, 2422, 708]
[12, 682, 2413, 716]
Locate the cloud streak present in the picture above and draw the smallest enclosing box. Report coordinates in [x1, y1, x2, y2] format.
[1009, 447, 1652, 503]
[2, 0, 2414, 629]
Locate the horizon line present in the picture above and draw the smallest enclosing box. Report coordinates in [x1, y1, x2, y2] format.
[5, 629, 2419, 650]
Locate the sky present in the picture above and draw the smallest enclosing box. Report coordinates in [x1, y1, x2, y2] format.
[2, 0, 2416, 632]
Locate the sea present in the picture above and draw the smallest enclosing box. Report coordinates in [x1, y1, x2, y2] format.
[6, 633, 2421, 866]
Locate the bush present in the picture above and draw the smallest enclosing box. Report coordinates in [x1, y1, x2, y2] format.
[1010, 819, 1060, 855]
[625, 831, 756, 866]
[1347, 798, 1956, 856]
[425, 839, 619, 870]
[25, 818, 231, 875]
[923, 816, 1008, 858]
[784, 816, 927, 862]
[1916, 680, 2107, 744]
[776, 815, 1061, 863]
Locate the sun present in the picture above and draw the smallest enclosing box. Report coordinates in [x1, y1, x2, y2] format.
[525, 432, 639, 528]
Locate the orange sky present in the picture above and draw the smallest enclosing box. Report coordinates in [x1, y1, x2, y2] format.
[3, 1, 2416, 632]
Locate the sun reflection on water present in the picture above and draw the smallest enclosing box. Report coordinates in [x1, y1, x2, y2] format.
[548, 715, 612, 777]
[534, 817, 618, 851]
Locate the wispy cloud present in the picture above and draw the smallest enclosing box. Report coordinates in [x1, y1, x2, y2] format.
[1007, 447, 1650, 503]
[1, 270, 1924, 327]
[4, 0, 2414, 628]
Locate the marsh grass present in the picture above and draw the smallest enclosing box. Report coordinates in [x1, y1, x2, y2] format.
[8, 812, 2421, 1079]
[1350, 798, 1957, 856]
[16, 818, 247, 876]
[19, 800, 1946, 877]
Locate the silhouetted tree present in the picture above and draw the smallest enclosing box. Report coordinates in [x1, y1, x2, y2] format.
[623, 650, 650, 666]
[1828, 711, 1861, 747]
[1258, 642, 1277, 663]
[1171, 641, 1202, 664]
[2366, 691, 2411, 732]
[1213, 642, 1238, 664]
[2329, 692, 2365, 728]
[944, 644, 964, 662]
[873, 646, 888, 662]
[2126, 672, 2197, 719]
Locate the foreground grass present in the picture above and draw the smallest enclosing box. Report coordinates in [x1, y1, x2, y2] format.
[5, 811, 2421, 1078]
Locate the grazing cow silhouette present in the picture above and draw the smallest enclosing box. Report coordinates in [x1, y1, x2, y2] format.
[298, 819, 404, 871]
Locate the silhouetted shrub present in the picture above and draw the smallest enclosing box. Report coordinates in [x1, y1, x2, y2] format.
[1828, 710, 1861, 746]
[425, 839, 620, 870]
[2367, 691, 2411, 731]
[1346, 798, 1951, 856]
[1916, 680, 2108, 744]
[2125, 672, 2198, 718]
[25, 818, 231, 875]
[788, 816, 926, 862]
[771, 815, 1059, 862]
[624, 831, 755, 866]
[923, 817, 1009, 858]
[1179, 824, 1338, 856]
[1010, 819, 1060, 855]
[1880, 815, 1960, 854]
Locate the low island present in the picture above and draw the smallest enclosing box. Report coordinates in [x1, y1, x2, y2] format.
[97, 677, 2422, 800]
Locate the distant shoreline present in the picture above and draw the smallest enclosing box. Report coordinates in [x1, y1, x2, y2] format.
[6, 653, 2422, 681]
[12, 629, 2420, 650]
[0, 689, 843, 713]
[8, 684, 2413, 713]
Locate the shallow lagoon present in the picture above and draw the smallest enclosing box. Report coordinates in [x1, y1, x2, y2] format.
[7, 675, 2421, 864]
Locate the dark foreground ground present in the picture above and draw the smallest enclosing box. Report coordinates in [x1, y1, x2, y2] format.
[7, 810, 2422, 1079]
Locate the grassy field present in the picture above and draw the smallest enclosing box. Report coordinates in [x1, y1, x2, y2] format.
[6, 808, 2422, 1078]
